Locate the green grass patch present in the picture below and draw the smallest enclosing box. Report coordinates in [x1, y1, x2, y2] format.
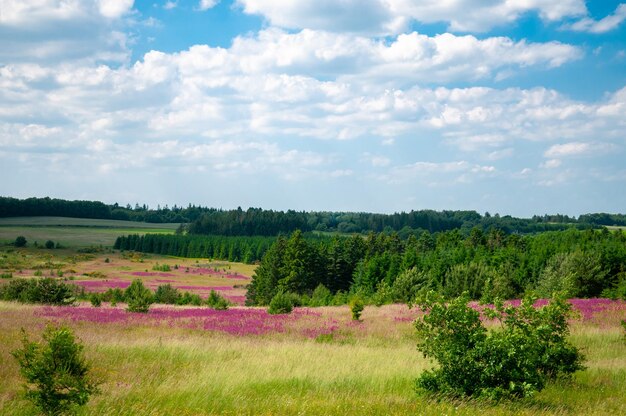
[0, 217, 178, 247]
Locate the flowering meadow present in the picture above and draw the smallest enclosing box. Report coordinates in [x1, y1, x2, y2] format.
[1, 250, 625, 415]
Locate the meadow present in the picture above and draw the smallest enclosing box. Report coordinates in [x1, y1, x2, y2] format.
[0, 219, 625, 415]
[0, 217, 178, 248]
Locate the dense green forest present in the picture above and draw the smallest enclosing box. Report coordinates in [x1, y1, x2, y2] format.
[3, 196, 625, 236]
[246, 228, 626, 305]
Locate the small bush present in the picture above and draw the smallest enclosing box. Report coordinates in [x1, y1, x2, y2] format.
[152, 263, 171, 272]
[349, 296, 365, 321]
[206, 290, 230, 310]
[14, 236, 27, 247]
[154, 284, 180, 304]
[413, 292, 585, 400]
[309, 284, 332, 307]
[90, 293, 102, 308]
[268, 291, 293, 314]
[102, 288, 125, 304]
[12, 325, 99, 415]
[1, 272, 12, 279]
[45, 240, 55, 249]
[125, 280, 153, 313]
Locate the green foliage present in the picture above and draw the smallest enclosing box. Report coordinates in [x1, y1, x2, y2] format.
[414, 292, 585, 400]
[101, 288, 125, 304]
[0, 278, 77, 305]
[268, 291, 294, 314]
[124, 279, 153, 313]
[309, 284, 332, 307]
[1, 272, 12, 279]
[89, 293, 102, 308]
[206, 290, 230, 310]
[14, 236, 27, 247]
[349, 296, 365, 321]
[154, 284, 180, 304]
[152, 263, 171, 272]
[45, 240, 55, 249]
[11, 326, 99, 415]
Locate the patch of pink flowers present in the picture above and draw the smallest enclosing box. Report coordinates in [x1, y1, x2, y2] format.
[73, 280, 130, 292]
[130, 272, 175, 277]
[36, 305, 333, 337]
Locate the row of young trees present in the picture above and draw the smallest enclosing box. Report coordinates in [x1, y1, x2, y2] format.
[246, 228, 626, 305]
[113, 234, 277, 264]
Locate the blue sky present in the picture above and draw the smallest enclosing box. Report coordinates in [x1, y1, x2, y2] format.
[1, 1, 625, 216]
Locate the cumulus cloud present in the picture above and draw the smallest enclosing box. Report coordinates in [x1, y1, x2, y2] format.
[566, 4, 626, 33]
[0, 0, 132, 64]
[237, 0, 587, 34]
[97, 0, 134, 19]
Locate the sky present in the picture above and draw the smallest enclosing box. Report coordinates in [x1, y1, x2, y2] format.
[0, 0, 625, 217]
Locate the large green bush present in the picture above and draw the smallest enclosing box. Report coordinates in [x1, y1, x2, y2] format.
[414, 292, 584, 400]
[268, 291, 293, 314]
[12, 326, 99, 415]
[125, 279, 153, 313]
[0, 278, 77, 305]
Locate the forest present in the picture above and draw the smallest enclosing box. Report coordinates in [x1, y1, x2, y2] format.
[246, 228, 626, 305]
[2, 196, 625, 235]
[115, 227, 626, 306]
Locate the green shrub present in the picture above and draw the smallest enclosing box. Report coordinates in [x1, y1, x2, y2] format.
[12, 325, 99, 415]
[14, 236, 27, 247]
[152, 263, 171, 272]
[206, 290, 230, 310]
[102, 288, 125, 303]
[0, 278, 77, 305]
[154, 284, 180, 304]
[309, 284, 332, 307]
[89, 293, 102, 308]
[414, 292, 585, 400]
[45, 240, 55, 249]
[349, 296, 365, 321]
[268, 291, 293, 314]
[0, 272, 12, 279]
[125, 279, 153, 313]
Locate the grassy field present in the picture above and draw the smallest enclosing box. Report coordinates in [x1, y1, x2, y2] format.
[0, 217, 178, 247]
[0, 300, 624, 415]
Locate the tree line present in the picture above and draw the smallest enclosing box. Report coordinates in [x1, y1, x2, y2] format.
[2, 196, 625, 235]
[246, 228, 626, 305]
[113, 234, 277, 264]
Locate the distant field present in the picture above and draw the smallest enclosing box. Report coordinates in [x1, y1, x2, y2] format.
[0, 217, 178, 247]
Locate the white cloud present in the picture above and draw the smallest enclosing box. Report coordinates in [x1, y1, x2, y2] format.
[544, 142, 617, 158]
[198, 0, 219, 11]
[566, 4, 626, 33]
[380, 160, 496, 185]
[237, 0, 587, 34]
[164, 1, 177, 10]
[97, 0, 134, 19]
[0, 0, 132, 64]
[541, 159, 562, 169]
